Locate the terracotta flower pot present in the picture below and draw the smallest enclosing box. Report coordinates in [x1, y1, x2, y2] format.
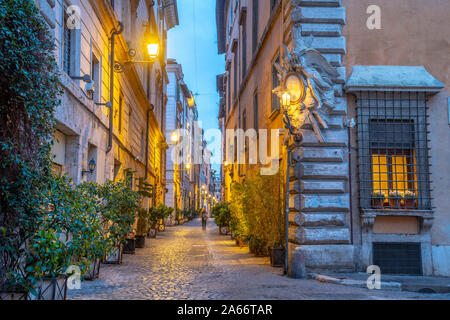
[389, 199, 401, 209]
[405, 198, 417, 209]
[372, 198, 384, 209]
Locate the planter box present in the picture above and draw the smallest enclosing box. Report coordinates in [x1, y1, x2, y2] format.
[270, 247, 285, 267]
[371, 198, 384, 209]
[148, 228, 157, 238]
[135, 235, 146, 248]
[84, 259, 101, 281]
[405, 199, 417, 209]
[219, 226, 227, 235]
[0, 292, 28, 300]
[104, 245, 123, 264]
[389, 199, 401, 209]
[123, 238, 136, 254]
[28, 277, 67, 300]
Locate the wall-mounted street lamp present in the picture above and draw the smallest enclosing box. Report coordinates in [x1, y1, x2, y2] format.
[82, 159, 96, 176]
[114, 34, 160, 74]
[187, 92, 195, 108]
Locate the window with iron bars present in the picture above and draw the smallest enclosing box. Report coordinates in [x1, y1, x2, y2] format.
[356, 91, 431, 210]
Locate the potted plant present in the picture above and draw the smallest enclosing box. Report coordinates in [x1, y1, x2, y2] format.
[371, 191, 385, 209]
[404, 191, 417, 209]
[389, 191, 403, 209]
[135, 209, 149, 248]
[212, 202, 231, 235]
[175, 208, 182, 225]
[148, 207, 159, 238]
[26, 227, 68, 300]
[123, 229, 136, 254]
[249, 236, 267, 257]
[100, 180, 141, 264]
[269, 246, 285, 267]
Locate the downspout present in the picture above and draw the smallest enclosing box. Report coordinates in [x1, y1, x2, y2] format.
[107, 22, 124, 153]
[145, 104, 155, 181]
[284, 146, 291, 275]
[348, 120, 354, 245]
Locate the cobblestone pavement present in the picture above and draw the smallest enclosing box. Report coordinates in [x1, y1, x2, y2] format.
[68, 219, 450, 300]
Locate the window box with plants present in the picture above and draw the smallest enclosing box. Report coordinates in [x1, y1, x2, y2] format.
[371, 191, 386, 209]
[388, 191, 403, 209]
[403, 191, 418, 209]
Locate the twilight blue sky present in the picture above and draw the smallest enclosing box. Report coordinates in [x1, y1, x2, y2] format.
[167, 0, 225, 166]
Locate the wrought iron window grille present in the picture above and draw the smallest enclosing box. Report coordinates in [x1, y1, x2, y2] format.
[355, 91, 432, 210]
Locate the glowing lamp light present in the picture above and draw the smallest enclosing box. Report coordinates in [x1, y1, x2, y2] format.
[147, 43, 160, 59]
[171, 132, 179, 143]
[187, 94, 195, 108]
[284, 73, 304, 104]
[185, 163, 191, 170]
[281, 92, 291, 108]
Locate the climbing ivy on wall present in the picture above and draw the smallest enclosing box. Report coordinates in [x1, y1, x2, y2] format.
[0, 0, 61, 292]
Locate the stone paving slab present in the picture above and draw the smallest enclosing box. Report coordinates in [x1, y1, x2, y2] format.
[315, 272, 450, 294]
[67, 219, 450, 300]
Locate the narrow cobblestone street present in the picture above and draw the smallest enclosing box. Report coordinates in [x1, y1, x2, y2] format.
[68, 220, 450, 300]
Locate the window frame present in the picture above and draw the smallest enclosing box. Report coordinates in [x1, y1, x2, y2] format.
[356, 91, 432, 210]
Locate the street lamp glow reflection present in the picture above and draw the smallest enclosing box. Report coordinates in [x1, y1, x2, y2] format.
[185, 163, 191, 170]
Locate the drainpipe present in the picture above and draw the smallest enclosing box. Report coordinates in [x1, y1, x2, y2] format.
[284, 146, 292, 275]
[106, 22, 124, 153]
[347, 118, 356, 245]
[145, 104, 155, 180]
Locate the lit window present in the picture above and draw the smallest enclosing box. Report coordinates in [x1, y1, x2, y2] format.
[357, 92, 431, 210]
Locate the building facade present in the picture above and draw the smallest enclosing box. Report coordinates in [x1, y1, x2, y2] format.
[37, 0, 178, 208]
[216, 0, 450, 276]
[165, 59, 200, 223]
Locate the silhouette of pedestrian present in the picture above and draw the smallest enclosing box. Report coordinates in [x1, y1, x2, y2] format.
[201, 209, 208, 231]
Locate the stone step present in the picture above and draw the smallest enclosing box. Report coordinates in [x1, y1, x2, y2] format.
[297, 212, 346, 227]
[295, 226, 350, 244]
[293, 7, 346, 24]
[293, 147, 344, 162]
[298, 23, 342, 37]
[298, 0, 342, 7]
[290, 193, 350, 211]
[294, 162, 348, 179]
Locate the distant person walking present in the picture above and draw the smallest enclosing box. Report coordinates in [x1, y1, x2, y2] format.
[201, 209, 208, 231]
